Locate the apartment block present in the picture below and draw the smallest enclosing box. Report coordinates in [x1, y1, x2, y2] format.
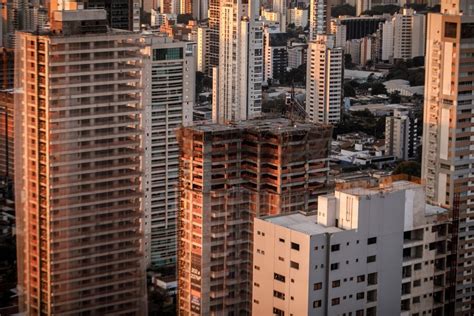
[264, 30, 289, 83]
[309, 0, 330, 41]
[86, 0, 141, 31]
[0, 89, 13, 180]
[141, 35, 195, 268]
[421, 0, 474, 313]
[177, 118, 332, 315]
[393, 9, 426, 60]
[253, 177, 450, 316]
[306, 34, 343, 125]
[15, 8, 146, 315]
[385, 109, 419, 161]
[213, 0, 263, 123]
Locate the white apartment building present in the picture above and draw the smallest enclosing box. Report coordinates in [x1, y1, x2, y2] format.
[287, 41, 307, 69]
[385, 109, 418, 161]
[289, 6, 309, 28]
[393, 9, 426, 60]
[381, 19, 394, 61]
[141, 36, 195, 268]
[330, 18, 347, 48]
[253, 178, 450, 316]
[272, 0, 287, 32]
[306, 34, 343, 124]
[213, 0, 263, 123]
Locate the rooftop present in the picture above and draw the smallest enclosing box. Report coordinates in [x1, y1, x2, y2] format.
[262, 212, 343, 235]
[188, 118, 332, 135]
[338, 180, 422, 197]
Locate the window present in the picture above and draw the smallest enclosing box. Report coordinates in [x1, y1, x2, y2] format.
[332, 280, 341, 288]
[414, 263, 422, 270]
[274, 273, 285, 282]
[273, 290, 285, 300]
[254, 265, 260, 270]
[413, 279, 421, 287]
[290, 261, 299, 270]
[331, 244, 340, 252]
[367, 255, 376, 263]
[279, 238, 285, 243]
[291, 242, 300, 251]
[368, 237, 377, 245]
[368, 273, 378, 285]
[413, 296, 420, 304]
[313, 300, 322, 308]
[357, 292, 365, 300]
[330, 263, 339, 270]
[445, 22, 458, 38]
[357, 275, 365, 282]
[273, 307, 284, 316]
[331, 298, 340, 306]
[356, 310, 364, 316]
[314, 282, 322, 290]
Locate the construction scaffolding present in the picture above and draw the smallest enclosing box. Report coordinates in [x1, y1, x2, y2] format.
[177, 118, 333, 315]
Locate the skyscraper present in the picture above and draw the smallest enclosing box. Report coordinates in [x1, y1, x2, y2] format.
[306, 34, 343, 125]
[177, 118, 333, 315]
[141, 36, 196, 269]
[207, 0, 220, 76]
[15, 7, 146, 314]
[213, 0, 263, 123]
[309, 0, 330, 41]
[421, 0, 474, 313]
[392, 8, 426, 60]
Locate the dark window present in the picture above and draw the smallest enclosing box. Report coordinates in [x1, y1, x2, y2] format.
[332, 280, 341, 288]
[413, 279, 421, 287]
[462, 23, 474, 39]
[290, 261, 299, 270]
[313, 282, 322, 290]
[356, 310, 364, 316]
[153, 48, 183, 60]
[279, 238, 285, 243]
[367, 255, 376, 263]
[273, 307, 284, 316]
[313, 300, 322, 308]
[330, 263, 339, 270]
[414, 263, 422, 270]
[274, 273, 285, 282]
[273, 290, 285, 300]
[356, 292, 365, 300]
[357, 275, 365, 282]
[331, 298, 340, 306]
[331, 244, 340, 252]
[368, 237, 377, 245]
[291, 242, 300, 251]
[368, 273, 378, 285]
[445, 22, 457, 38]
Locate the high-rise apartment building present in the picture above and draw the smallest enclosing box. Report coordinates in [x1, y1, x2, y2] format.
[392, 8, 426, 60]
[141, 35, 196, 268]
[263, 30, 289, 83]
[177, 118, 332, 315]
[422, 0, 474, 314]
[15, 8, 146, 314]
[385, 109, 419, 161]
[253, 177, 450, 316]
[0, 89, 13, 180]
[330, 18, 347, 48]
[309, 0, 330, 41]
[306, 34, 343, 125]
[197, 25, 209, 73]
[213, 0, 263, 123]
[207, 0, 219, 76]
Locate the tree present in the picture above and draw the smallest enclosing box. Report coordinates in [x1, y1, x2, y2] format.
[177, 13, 193, 24]
[370, 82, 387, 95]
[344, 83, 356, 97]
[363, 5, 400, 15]
[393, 161, 421, 177]
[331, 4, 356, 17]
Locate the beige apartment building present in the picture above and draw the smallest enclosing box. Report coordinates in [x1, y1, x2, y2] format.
[14, 7, 146, 315]
[421, 0, 474, 314]
[177, 118, 332, 315]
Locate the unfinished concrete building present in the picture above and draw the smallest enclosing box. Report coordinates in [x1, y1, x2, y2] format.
[177, 118, 332, 315]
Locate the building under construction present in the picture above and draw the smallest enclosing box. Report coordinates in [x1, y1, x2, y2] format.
[177, 118, 332, 315]
[0, 90, 13, 181]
